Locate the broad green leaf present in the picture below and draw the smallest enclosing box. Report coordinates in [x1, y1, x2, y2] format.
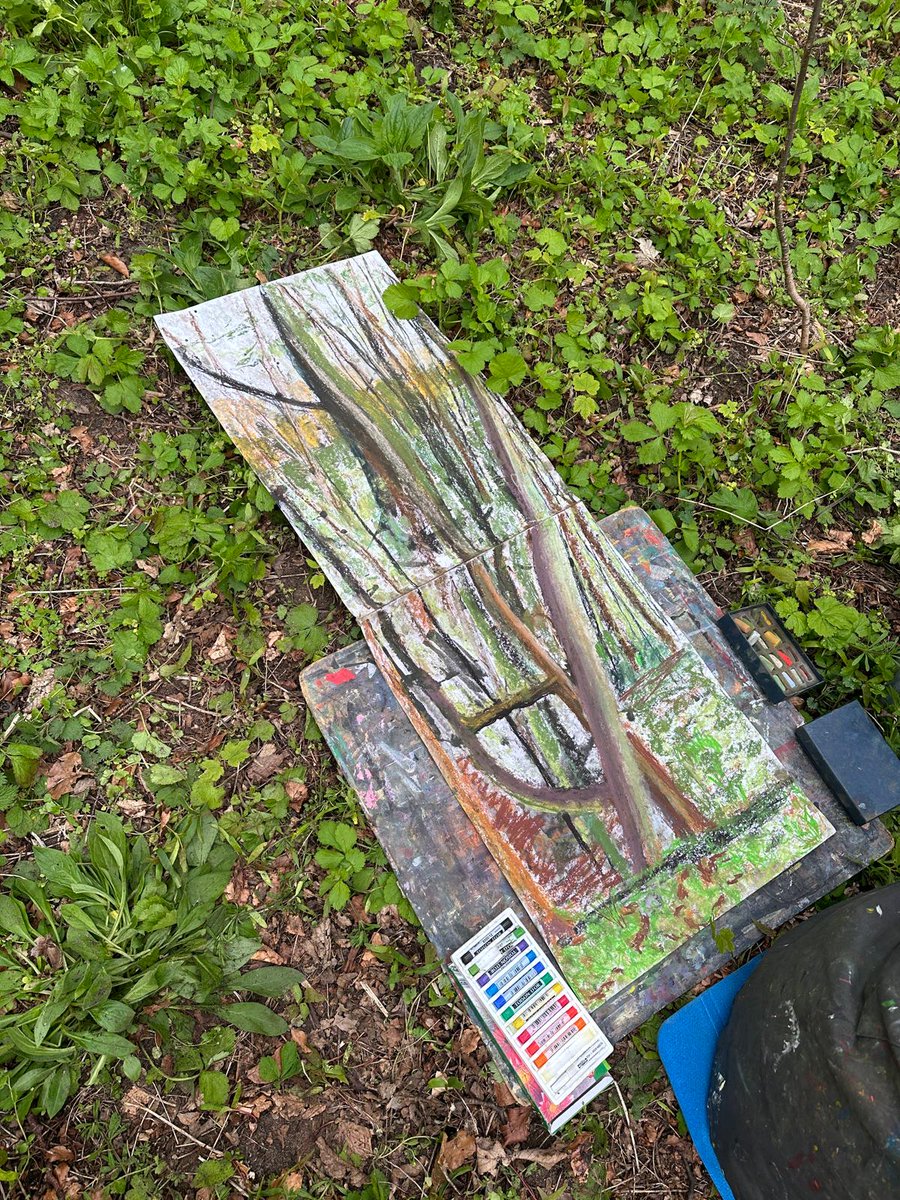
[217, 1002, 289, 1036]
[71, 1031, 137, 1058]
[34, 1001, 69, 1047]
[92, 1000, 135, 1033]
[0, 894, 34, 942]
[237, 966, 306, 997]
[122, 1055, 142, 1081]
[41, 1066, 73, 1118]
[256, 1055, 280, 1083]
[649, 508, 677, 536]
[33, 848, 96, 896]
[186, 869, 231, 907]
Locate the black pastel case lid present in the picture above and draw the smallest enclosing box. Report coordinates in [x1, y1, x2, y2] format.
[795, 701, 900, 825]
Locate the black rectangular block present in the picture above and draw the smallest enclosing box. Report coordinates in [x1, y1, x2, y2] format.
[795, 701, 900, 825]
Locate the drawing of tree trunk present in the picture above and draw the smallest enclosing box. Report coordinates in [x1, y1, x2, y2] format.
[159, 254, 716, 884]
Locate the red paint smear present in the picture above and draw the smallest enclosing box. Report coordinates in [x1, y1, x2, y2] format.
[325, 668, 356, 685]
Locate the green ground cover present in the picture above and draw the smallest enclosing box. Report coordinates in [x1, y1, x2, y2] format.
[0, 0, 898, 1195]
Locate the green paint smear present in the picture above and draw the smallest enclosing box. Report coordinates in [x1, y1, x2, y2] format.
[556, 792, 829, 1003]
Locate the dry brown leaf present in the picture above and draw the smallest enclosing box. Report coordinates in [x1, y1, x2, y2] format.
[251, 945, 285, 963]
[862, 520, 884, 546]
[513, 1146, 567, 1168]
[46, 1146, 74, 1163]
[437, 1129, 477, 1173]
[45, 751, 84, 800]
[457, 1025, 481, 1055]
[290, 1027, 312, 1055]
[61, 546, 82, 578]
[501, 1105, 531, 1148]
[568, 1130, 593, 1180]
[285, 779, 308, 809]
[246, 741, 286, 784]
[275, 1171, 304, 1192]
[70, 426, 94, 453]
[122, 1086, 155, 1118]
[475, 1139, 509, 1177]
[492, 1079, 518, 1108]
[336, 1120, 373, 1160]
[31, 936, 62, 969]
[634, 236, 660, 267]
[99, 252, 130, 277]
[207, 629, 232, 663]
[807, 531, 853, 554]
[0, 670, 30, 701]
[315, 1138, 349, 1182]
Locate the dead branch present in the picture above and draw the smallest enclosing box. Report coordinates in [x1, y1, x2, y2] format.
[773, 0, 825, 357]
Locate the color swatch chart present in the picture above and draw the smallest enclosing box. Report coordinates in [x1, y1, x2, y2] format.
[451, 909, 612, 1105]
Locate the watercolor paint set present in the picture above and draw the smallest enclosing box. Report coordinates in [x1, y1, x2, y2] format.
[718, 604, 822, 702]
[450, 908, 613, 1129]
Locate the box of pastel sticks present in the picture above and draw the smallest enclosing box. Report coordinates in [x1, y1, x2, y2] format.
[449, 908, 614, 1132]
[718, 603, 822, 702]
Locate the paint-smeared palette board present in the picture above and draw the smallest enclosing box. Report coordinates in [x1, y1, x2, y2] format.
[301, 508, 891, 1040]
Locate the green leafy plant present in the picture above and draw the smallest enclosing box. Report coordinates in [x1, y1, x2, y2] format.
[0, 813, 303, 1117]
[314, 820, 375, 912]
[310, 92, 530, 259]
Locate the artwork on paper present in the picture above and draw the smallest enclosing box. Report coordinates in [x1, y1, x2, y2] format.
[156, 251, 834, 1004]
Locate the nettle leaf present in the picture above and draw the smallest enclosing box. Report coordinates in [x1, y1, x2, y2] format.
[620, 420, 656, 443]
[220, 740, 251, 768]
[708, 487, 760, 523]
[217, 1002, 289, 1036]
[326, 879, 351, 909]
[237, 966, 306, 997]
[637, 437, 667, 465]
[523, 282, 556, 311]
[131, 731, 170, 759]
[648, 400, 676, 433]
[382, 283, 419, 319]
[199, 1069, 230, 1111]
[872, 362, 900, 391]
[487, 350, 527, 393]
[572, 393, 598, 419]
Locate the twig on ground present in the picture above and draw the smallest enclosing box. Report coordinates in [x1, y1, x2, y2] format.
[773, 0, 825, 356]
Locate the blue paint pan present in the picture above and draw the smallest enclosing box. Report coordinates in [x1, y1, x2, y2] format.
[657, 958, 763, 1200]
